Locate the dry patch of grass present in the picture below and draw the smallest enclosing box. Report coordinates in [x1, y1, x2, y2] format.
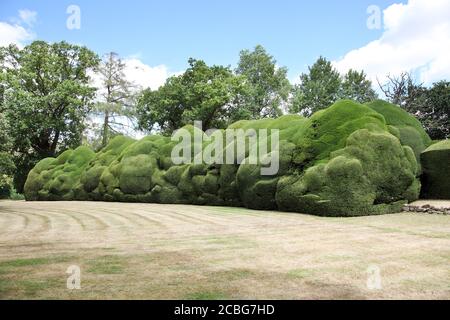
[0, 200, 450, 299]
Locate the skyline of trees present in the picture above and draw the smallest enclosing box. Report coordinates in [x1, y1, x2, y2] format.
[1, 40, 448, 194]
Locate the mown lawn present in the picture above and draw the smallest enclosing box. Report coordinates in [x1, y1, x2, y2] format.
[0, 200, 449, 299]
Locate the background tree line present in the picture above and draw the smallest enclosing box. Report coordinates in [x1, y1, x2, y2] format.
[0, 41, 448, 195]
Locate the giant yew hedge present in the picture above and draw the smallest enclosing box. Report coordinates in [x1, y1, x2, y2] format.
[25, 99, 436, 216]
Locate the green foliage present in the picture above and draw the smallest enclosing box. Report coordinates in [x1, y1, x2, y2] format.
[137, 45, 294, 134]
[136, 58, 249, 134]
[365, 99, 432, 161]
[291, 57, 341, 116]
[420, 140, 450, 199]
[0, 41, 99, 192]
[340, 69, 377, 103]
[379, 74, 449, 140]
[290, 57, 377, 116]
[236, 140, 295, 210]
[79, 135, 135, 196]
[276, 101, 419, 216]
[417, 81, 450, 140]
[25, 100, 430, 216]
[0, 151, 15, 198]
[9, 188, 25, 200]
[0, 113, 15, 198]
[292, 100, 387, 166]
[0, 172, 13, 199]
[24, 146, 95, 201]
[236, 45, 291, 118]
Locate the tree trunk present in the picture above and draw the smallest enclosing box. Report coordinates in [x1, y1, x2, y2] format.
[50, 130, 60, 154]
[102, 110, 109, 147]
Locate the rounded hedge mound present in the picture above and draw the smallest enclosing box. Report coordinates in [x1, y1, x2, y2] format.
[24, 146, 95, 201]
[420, 140, 450, 199]
[24, 99, 431, 216]
[365, 100, 432, 162]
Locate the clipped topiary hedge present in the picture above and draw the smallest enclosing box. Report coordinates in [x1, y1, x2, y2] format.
[24, 146, 95, 201]
[24, 100, 432, 216]
[420, 140, 450, 199]
[365, 100, 432, 165]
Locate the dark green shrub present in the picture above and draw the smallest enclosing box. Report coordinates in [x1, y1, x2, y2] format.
[420, 140, 450, 199]
[276, 129, 418, 216]
[24, 147, 95, 201]
[366, 100, 432, 161]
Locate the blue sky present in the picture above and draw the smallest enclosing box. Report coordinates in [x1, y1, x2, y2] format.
[0, 0, 448, 87]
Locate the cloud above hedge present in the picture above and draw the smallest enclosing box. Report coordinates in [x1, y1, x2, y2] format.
[334, 0, 450, 85]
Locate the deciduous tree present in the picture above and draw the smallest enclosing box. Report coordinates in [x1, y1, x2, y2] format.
[0, 40, 99, 191]
[136, 58, 248, 134]
[290, 56, 341, 116]
[340, 69, 377, 103]
[291, 57, 377, 116]
[378, 73, 449, 139]
[236, 45, 291, 118]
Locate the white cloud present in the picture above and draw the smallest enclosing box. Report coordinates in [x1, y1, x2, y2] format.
[0, 22, 33, 47]
[0, 10, 37, 47]
[18, 9, 37, 27]
[123, 58, 175, 90]
[333, 0, 450, 86]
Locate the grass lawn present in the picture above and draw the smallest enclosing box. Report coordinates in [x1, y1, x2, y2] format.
[0, 200, 449, 299]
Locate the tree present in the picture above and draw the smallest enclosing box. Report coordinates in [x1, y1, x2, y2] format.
[236, 45, 291, 118]
[290, 56, 341, 116]
[340, 69, 377, 103]
[0, 111, 15, 198]
[93, 52, 135, 148]
[379, 73, 449, 139]
[291, 57, 378, 116]
[416, 81, 449, 140]
[0, 41, 99, 191]
[137, 58, 248, 134]
[377, 72, 425, 110]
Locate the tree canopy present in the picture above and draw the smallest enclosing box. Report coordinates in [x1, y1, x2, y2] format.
[290, 57, 377, 116]
[0, 40, 99, 191]
[136, 58, 248, 134]
[0, 111, 15, 197]
[290, 56, 341, 116]
[379, 73, 449, 140]
[236, 45, 291, 118]
[1, 40, 448, 197]
[340, 69, 377, 103]
[422, 81, 450, 140]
